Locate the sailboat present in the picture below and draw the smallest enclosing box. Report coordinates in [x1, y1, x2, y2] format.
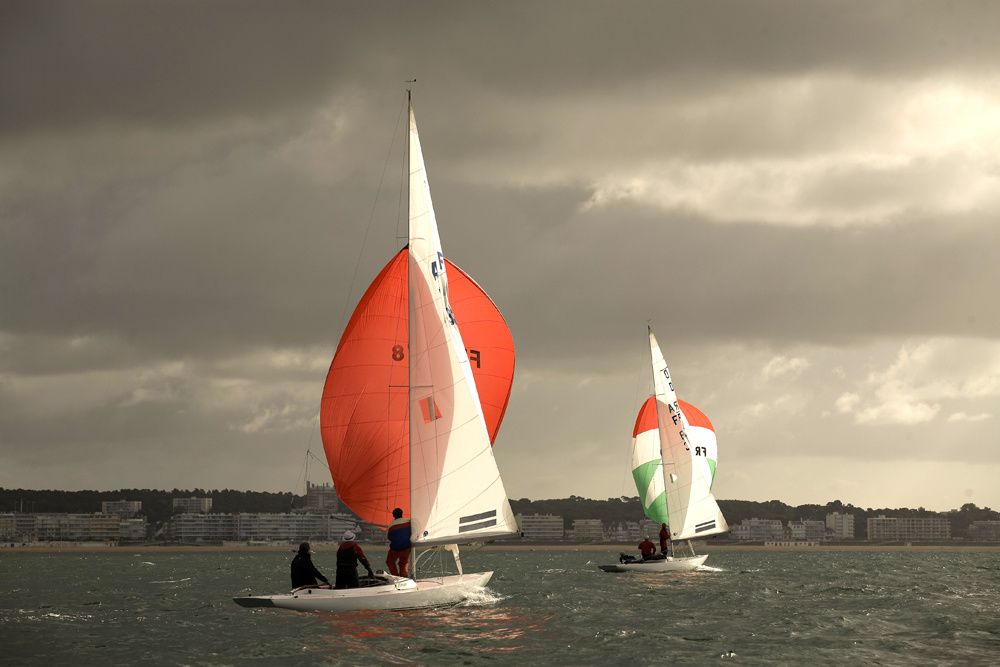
[234, 93, 518, 611]
[599, 326, 728, 573]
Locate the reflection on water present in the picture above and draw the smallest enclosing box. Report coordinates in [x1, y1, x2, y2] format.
[310, 589, 553, 663]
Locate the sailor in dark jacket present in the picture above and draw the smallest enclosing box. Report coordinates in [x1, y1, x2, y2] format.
[290, 542, 330, 589]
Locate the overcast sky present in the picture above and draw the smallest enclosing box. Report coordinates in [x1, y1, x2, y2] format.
[2, 1, 999, 511]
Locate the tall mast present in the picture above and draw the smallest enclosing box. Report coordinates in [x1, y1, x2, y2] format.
[406, 88, 411, 246]
[406, 88, 415, 579]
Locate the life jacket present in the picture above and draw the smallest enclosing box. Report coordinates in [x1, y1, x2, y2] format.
[387, 517, 412, 551]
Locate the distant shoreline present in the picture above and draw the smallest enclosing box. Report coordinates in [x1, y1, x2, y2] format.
[3, 542, 999, 554]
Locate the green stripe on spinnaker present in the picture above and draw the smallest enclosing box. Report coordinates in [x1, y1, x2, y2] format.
[645, 491, 669, 525]
[708, 458, 717, 487]
[632, 460, 669, 524]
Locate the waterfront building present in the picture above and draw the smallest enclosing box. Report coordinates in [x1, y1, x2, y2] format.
[866, 515, 951, 541]
[0, 513, 17, 541]
[170, 513, 236, 542]
[732, 518, 785, 542]
[789, 520, 826, 541]
[968, 520, 1000, 542]
[119, 518, 148, 542]
[168, 511, 360, 543]
[236, 513, 351, 542]
[101, 500, 142, 516]
[825, 512, 855, 539]
[515, 514, 564, 541]
[609, 521, 641, 542]
[639, 518, 661, 538]
[572, 519, 604, 542]
[304, 482, 344, 514]
[32, 513, 121, 542]
[172, 497, 213, 513]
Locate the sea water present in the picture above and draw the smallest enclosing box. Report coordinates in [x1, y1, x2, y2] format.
[2, 549, 998, 665]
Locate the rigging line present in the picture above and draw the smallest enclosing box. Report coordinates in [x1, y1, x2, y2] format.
[293, 420, 317, 496]
[336, 96, 407, 335]
[395, 113, 407, 241]
[619, 334, 650, 502]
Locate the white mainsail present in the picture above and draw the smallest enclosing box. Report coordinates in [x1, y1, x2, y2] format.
[649, 327, 728, 540]
[407, 104, 517, 545]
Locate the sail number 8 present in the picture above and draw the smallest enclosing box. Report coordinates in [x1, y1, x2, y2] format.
[390, 345, 481, 368]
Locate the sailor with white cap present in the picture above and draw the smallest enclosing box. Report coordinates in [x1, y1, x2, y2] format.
[335, 528, 374, 589]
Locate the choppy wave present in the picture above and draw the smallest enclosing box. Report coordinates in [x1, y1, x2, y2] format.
[2, 549, 998, 665]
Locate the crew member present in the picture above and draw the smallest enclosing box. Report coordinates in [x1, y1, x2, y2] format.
[659, 523, 672, 555]
[335, 530, 374, 589]
[290, 542, 330, 589]
[386, 507, 413, 577]
[638, 535, 656, 560]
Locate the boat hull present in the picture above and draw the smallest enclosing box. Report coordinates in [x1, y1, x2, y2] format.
[233, 571, 493, 612]
[598, 554, 708, 573]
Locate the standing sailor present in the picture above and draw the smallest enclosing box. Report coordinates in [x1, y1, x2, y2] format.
[385, 507, 413, 578]
[335, 530, 374, 589]
[659, 523, 672, 556]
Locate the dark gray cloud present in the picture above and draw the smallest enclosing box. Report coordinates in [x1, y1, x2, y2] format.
[5, 1, 1000, 133]
[2, 1, 1000, 509]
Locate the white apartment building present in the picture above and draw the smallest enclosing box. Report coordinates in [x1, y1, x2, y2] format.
[516, 514, 564, 541]
[170, 513, 236, 542]
[968, 520, 1000, 542]
[169, 512, 360, 543]
[639, 519, 661, 538]
[236, 513, 353, 542]
[789, 520, 826, 541]
[119, 518, 148, 542]
[32, 513, 121, 542]
[172, 497, 213, 513]
[826, 512, 856, 539]
[304, 482, 344, 514]
[572, 519, 604, 542]
[732, 518, 785, 542]
[609, 521, 641, 542]
[867, 515, 951, 541]
[101, 500, 143, 516]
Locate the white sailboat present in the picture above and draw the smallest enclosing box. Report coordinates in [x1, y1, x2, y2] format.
[600, 326, 728, 573]
[235, 93, 518, 611]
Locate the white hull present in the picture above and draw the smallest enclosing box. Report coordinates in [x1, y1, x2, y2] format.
[234, 571, 492, 612]
[599, 554, 708, 573]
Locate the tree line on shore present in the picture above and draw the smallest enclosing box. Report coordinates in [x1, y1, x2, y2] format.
[2, 488, 997, 538]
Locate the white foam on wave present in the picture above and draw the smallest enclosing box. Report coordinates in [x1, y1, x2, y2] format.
[151, 577, 192, 584]
[697, 565, 725, 572]
[458, 587, 508, 607]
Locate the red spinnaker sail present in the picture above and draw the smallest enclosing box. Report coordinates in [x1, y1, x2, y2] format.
[320, 248, 515, 526]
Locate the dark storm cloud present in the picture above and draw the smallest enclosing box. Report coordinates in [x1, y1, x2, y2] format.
[426, 191, 1000, 368]
[3, 1, 1000, 505]
[4, 0, 1000, 133]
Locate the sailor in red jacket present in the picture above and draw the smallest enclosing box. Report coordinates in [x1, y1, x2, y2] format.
[385, 507, 413, 578]
[335, 530, 374, 589]
[638, 536, 657, 560]
[659, 523, 672, 555]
